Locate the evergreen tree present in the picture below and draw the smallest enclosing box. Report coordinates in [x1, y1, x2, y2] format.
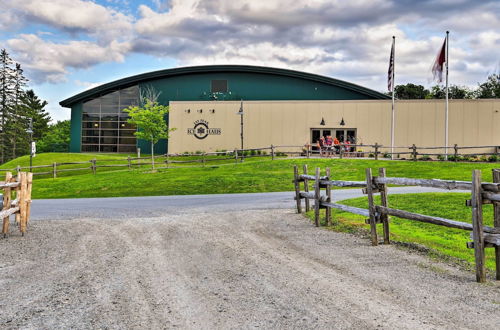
[0, 49, 15, 163]
[7, 63, 29, 159]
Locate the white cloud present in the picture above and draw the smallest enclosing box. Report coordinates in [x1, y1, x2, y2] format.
[2, 0, 499, 90]
[7, 34, 130, 83]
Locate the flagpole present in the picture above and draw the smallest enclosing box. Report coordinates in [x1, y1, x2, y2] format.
[445, 31, 449, 160]
[391, 36, 396, 160]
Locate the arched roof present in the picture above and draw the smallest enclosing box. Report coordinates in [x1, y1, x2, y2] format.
[60, 64, 389, 107]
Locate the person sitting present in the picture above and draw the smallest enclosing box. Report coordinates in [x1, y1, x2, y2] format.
[333, 137, 340, 154]
[317, 137, 325, 157]
[325, 135, 333, 157]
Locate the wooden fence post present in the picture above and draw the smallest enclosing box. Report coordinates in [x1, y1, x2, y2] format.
[14, 172, 21, 225]
[471, 169, 486, 283]
[379, 168, 390, 244]
[271, 145, 275, 160]
[339, 146, 344, 159]
[303, 164, 310, 212]
[127, 156, 132, 170]
[454, 144, 458, 161]
[374, 143, 380, 160]
[325, 167, 332, 226]
[306, 144, 310, 159]
[26, 172, 33, 224]
[18, 172, 28, 236]
[492, 169, 500, 280]
[53, 162, 57, 178]
[314, 167, 321, 227]
[412, 144, 417, 161]
[293, 165, 302, 214]
[2, 172, 12, 237]
[365, 168, 378, 246]
[91, 159, 96, 175]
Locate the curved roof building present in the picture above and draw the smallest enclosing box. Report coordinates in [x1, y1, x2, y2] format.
[60, 65, 389, 153]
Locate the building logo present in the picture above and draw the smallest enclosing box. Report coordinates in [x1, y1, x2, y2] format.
[187, 119, 222, 139]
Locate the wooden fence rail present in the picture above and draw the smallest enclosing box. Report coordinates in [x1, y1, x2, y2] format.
[292, 165, 500, 283]
[0, 143, 499, 179]
[1, 171, 33, 237]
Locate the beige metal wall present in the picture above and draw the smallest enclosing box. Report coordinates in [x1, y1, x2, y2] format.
[168, 99, 500, 154]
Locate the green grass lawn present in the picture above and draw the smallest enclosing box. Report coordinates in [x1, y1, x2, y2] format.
[14, 156, 499, 199]
[307, 193, 497, 272]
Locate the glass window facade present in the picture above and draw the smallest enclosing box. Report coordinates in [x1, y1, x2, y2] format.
[81, 85, 139, 153]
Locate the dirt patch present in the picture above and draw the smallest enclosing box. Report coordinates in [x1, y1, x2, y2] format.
[1, 209, 499, 329]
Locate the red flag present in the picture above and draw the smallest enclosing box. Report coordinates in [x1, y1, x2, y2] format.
[388, 37, 395, 92]
[432, 38, 446, 83]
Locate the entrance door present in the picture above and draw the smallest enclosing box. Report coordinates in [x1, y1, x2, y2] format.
[334, 128, 356, 144]
[311, 128, 332, 144]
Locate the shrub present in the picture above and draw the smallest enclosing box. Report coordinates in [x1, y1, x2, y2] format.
[488, 155, 498, 162]
[383, 153, 391, 159]
[368, 153, 374, 158]
[250, 150, 256, 156]
[437, 155, 446, 161]
[418, 155, 432, 161]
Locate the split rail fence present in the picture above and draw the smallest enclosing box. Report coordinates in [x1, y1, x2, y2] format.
[0, 144, 499, 180]
[293, 165, 500, 283]
[1, 171, 33, 237]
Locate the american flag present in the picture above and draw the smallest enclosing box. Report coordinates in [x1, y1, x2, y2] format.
[432, 37, 447, 83]
[387, 37, 395, 92]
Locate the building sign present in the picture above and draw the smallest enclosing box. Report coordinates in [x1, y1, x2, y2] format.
[187, 119, 222, 140]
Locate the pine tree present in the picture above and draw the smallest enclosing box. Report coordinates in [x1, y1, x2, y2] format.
[7, 63, 29, 159]
[0, 49, 15, 163]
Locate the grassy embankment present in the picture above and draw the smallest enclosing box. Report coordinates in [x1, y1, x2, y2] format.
[0, 154, 496, 199]
[307, 193, 498, 272]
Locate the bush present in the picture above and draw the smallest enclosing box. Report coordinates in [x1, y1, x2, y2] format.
[250, 150, 256, 156]
[383, 153, 391, 159]
[368, 153, 374, 158]
[418, 155, 432, 161]
[488, 155, 498, 162]
[437, 155, 446, 161]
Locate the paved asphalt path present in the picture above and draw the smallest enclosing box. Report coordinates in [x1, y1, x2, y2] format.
[30, 187, 468, 220]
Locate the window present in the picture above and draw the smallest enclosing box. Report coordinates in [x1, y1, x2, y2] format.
[211, 80, 228, 93]
[81, 85, 139, 153]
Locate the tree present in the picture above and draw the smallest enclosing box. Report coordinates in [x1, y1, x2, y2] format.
[394, 84, 429, 99]
[0, 49, 15, 163]
[37, 120, 70, 153]
[427, 84, 474, 99]
[8, 63, 29, 159]
[124, 100, 174, 170]
[475, 73, 499, 98]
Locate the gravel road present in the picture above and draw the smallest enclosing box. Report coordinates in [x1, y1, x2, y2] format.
[1, 209, 499, 329]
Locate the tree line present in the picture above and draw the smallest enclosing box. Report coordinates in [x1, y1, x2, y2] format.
[392, 73, 499, 99]
[0, 49, 69, 165]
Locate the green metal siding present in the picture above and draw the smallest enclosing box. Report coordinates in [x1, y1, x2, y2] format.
[69, 103, 82, 153]
[144, 72, 374, 104]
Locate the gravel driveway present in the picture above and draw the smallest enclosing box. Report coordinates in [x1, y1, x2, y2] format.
[1, 209, 499, 329]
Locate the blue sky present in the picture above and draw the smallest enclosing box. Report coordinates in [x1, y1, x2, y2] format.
[1, 0, 498, 121]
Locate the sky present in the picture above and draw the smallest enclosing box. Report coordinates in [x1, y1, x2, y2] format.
[0, 0, 499, 122]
